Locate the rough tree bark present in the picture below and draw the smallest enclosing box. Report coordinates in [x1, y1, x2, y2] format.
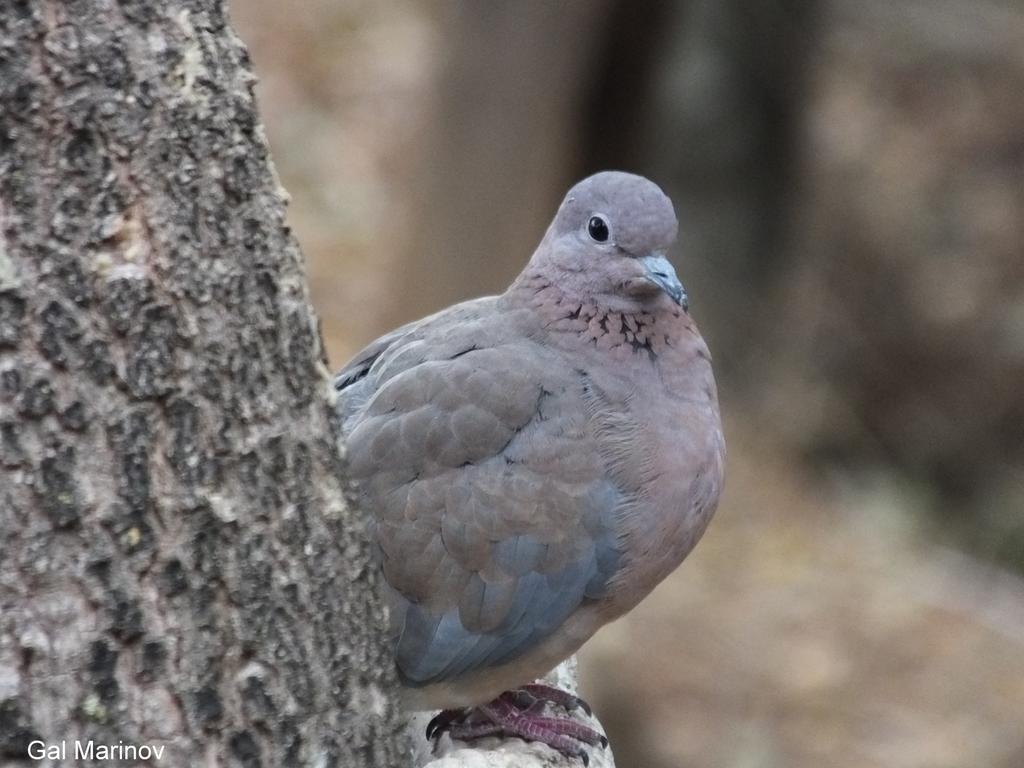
[0, 2, 406, 765]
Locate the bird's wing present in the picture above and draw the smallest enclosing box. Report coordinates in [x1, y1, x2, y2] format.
[335, 297, 496, 426]
[337, 307, 625, 686]
[333, 323, 415, 393]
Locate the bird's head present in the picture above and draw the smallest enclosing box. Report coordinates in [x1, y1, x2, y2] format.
[530, 171, 686, 313]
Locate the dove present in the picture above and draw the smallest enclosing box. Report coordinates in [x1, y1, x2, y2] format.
[335, 171, 725, 762]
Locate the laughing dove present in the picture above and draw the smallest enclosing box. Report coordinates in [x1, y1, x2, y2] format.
[335, 171, 725, 760]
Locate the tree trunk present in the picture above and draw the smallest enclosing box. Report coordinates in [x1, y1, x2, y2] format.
[0, 2, 405, 765]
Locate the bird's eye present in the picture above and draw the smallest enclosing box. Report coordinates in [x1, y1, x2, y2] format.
[587, 215, 610, 243]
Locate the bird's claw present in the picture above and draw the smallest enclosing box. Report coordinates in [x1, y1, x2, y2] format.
[425, 708, 467, 741]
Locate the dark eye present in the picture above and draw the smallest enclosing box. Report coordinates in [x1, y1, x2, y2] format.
[587, 215, 610, 243]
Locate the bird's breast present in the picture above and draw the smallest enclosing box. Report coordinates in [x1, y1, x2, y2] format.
[529, 297, 725, 612]
[593, 329, 724, 614]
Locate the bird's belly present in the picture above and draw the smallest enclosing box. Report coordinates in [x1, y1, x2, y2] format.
[604, 401, 724, 612]
[403, 604, 608, 710]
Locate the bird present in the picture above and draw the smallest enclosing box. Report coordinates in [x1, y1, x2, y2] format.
[334, 171, 725, 762]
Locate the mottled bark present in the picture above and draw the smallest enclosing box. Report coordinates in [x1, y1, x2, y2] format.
[0, 2, 404, 766]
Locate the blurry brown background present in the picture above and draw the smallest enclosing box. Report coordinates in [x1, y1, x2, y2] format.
[229, 1, 1024, 766]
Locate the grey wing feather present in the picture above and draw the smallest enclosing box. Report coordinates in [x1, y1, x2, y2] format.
[334, 324, 411, 392]
[335, 298, 498, 426]
[335, 307, 625, 687]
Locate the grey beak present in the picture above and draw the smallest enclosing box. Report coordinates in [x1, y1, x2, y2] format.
[639, 253, 687, 309]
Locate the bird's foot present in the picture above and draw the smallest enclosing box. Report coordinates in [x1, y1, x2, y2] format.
[514, 683, 593, 716]
[427, 687, 606, 764]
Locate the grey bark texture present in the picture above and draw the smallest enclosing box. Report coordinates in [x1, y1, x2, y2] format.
[0, 1, 406, 766]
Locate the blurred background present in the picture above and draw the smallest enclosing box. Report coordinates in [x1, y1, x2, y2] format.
[229, 1, 1024, 765]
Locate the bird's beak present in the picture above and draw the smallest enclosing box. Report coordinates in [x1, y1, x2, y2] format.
[639, 253, 687, 309]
